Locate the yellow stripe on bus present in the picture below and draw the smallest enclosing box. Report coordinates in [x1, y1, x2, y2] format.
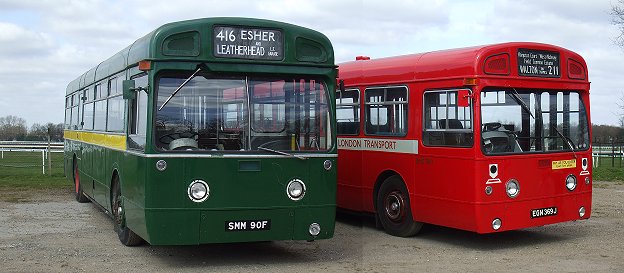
[64, 130, 127, 150]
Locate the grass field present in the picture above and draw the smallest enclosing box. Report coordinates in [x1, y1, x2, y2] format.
[0, 151, 67, 189]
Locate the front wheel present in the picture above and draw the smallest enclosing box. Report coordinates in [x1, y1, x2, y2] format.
[111, 176, 143, 246]
[376, 175, 422, 237]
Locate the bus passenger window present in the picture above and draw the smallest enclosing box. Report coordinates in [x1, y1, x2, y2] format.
[423, 90, 473, 147]
[365, 86, 408, 136]
[336, 89, 360, 135]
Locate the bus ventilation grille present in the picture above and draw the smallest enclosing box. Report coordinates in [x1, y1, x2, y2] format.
[484, 53, 510, 75]
[568, 59, 585, 80]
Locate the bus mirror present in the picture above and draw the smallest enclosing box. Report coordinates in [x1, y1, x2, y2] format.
[339, 80, 345, 92]
[458, 89, 471, 107]
[123, 80, 136, 100]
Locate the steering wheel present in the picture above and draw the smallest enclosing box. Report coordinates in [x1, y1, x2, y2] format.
[482, 122, 502, 132]
[159, 131, 198, 145]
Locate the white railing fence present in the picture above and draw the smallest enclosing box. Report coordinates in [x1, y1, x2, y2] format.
[0, 141, 64, 175]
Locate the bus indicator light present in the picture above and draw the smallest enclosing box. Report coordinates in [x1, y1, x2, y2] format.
[463, 78, 478, 86]
[156, 160, 167, 171]
[138, 60, 152, 71]
[309, 223, 321, 236]
[492, 218, 502, 230]
[323, 160, 332, 171]
[485, 186, 493, 195]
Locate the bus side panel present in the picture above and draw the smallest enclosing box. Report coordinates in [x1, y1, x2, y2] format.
[119, 152, 148, 241]
[411, 154, 478, 231]
[92, 144, 108, 207]
[336, 147, 364, 211]
[80, 142, 96, 199]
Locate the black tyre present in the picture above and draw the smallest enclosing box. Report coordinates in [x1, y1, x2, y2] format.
[376, 175, 422, 237]
[111, 176, 143, 246]
[73, 159, 89, 203]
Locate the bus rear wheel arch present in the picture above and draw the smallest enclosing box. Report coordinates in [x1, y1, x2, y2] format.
[376, 175, 422, 237]
[111, 174, 143, 246]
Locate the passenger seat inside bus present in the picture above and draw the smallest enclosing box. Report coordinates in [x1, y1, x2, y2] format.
[438, 119, 463, 129]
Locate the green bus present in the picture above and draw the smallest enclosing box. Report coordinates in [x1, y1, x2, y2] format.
[64, 18, 337, 246]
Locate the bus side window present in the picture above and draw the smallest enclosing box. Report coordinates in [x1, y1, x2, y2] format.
[364, 86, 408, 136]
[128, 73, 148, 151]
[423, 90, 473, 147]
[336, 88, 360, 135]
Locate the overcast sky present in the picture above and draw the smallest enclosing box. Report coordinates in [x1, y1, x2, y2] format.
[0, 0, 622, 127]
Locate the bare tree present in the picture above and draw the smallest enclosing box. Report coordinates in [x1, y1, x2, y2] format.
[28, 123, 48, 140]
[0, 115, 27, 141]
[613, 0, 624, 47]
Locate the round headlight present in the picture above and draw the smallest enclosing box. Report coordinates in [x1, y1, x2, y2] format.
[492, 218, 502, 231]
[188, 180, 209, 202]
[579, 206, 586, 218]
[309, 223, 321, 236]
[566, 174, 577, 191]
[585, 177, 590, 185]
[286, 179, 306, 201]
[506, 179, 520, 198]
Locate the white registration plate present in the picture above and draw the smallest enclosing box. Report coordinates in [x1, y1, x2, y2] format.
[225, 220, 271, 231]
[531, 207, 558, 219]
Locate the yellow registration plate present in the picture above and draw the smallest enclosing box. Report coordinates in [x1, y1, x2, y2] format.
[552, 159, 576, 170]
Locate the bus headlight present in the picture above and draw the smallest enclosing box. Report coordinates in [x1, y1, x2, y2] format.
[286, 179, 306, 201]
[579, 206, 586, 218]
[188, 180, 209, 202]
[506, 179, 520, 198]
[565, 174, 577, 191]
[585, 177, 590, 185]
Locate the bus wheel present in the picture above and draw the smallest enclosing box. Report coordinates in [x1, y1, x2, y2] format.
[73, 160, 89, 203]
[376, 175, 422, 237]
[111, 176, 143, 246]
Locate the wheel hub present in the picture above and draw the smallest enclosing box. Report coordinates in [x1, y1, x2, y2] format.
[385, 191, 405, 222]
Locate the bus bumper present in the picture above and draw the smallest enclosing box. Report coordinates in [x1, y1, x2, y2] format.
[142, 205, 335, 245]
[474, 191, 592, 233]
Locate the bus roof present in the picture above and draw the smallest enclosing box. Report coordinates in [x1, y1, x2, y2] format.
[338, 42, 588, 86]
[67, 17, 335, 94]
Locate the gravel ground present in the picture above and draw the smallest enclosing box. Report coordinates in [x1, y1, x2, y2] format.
[0, 182, 623, 273]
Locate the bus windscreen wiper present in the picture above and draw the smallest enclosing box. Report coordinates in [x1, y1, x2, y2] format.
[158, 66, 203, 111]
[258, 147, 307, 160]
[552, 125, 577, 150]
[510, 88, 535, 119]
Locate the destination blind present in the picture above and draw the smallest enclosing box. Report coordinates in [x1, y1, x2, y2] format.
[213, 26, 283, 60]
[517, 48, 560, 78]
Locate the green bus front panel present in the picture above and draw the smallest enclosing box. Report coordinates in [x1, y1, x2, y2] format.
[131, 156, 336, 245]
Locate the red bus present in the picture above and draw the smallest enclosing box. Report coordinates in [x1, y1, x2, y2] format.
[336, 42, 591, 236]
